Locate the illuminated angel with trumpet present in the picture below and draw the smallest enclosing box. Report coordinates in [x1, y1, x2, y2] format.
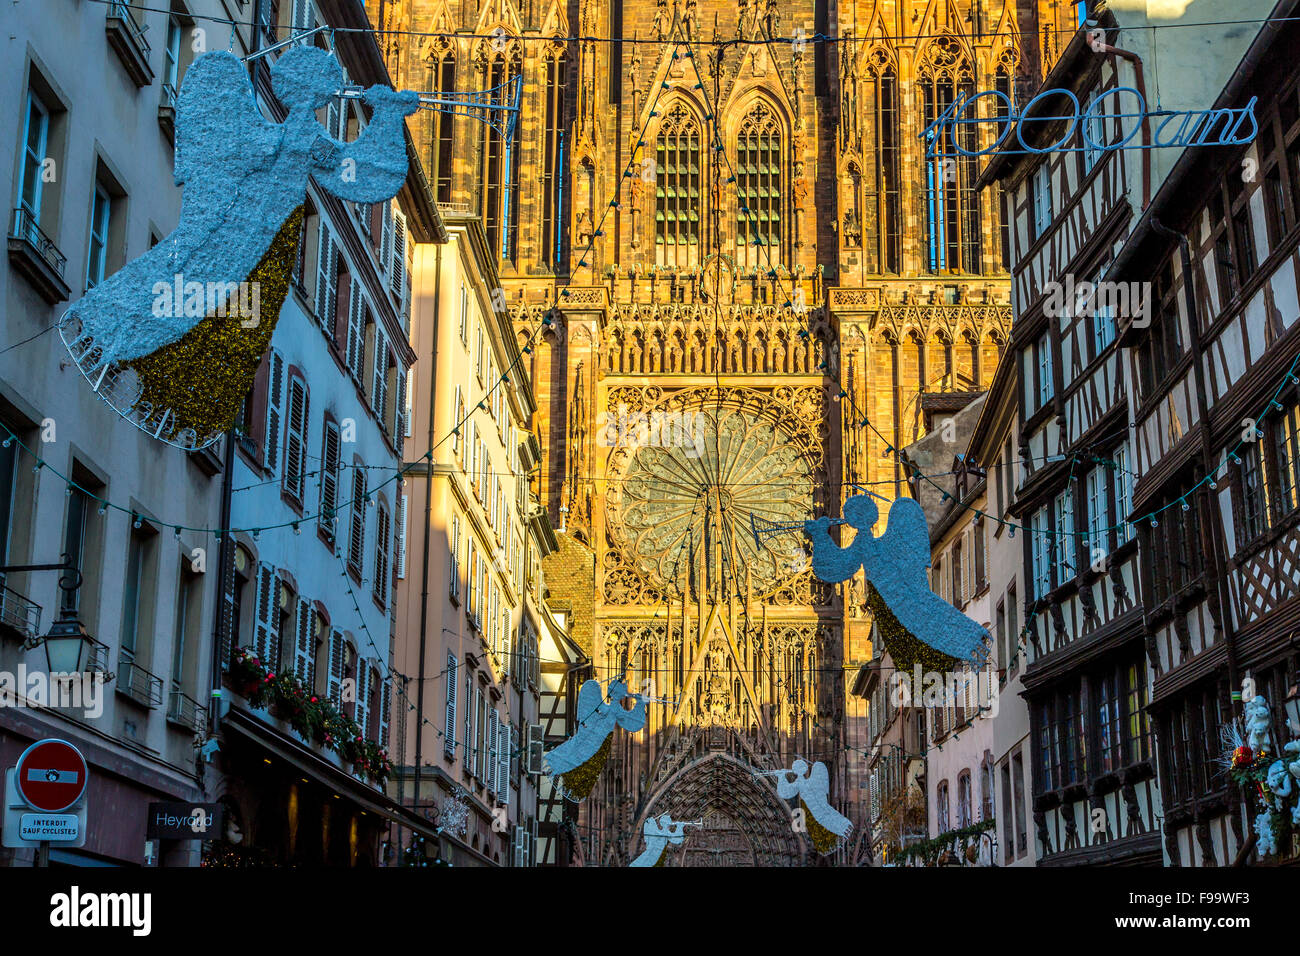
[803, 493, 989, 672]
[629, 813, 701, 867]
[59, 46, 418, 448]
[542, 679, 647, 802]
[758, 759, 852, 855]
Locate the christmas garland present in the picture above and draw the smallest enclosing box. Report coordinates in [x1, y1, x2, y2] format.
[892, 818, 996, 866]
[230, 647, 392, 785]
[1222, 695, 1300, 858]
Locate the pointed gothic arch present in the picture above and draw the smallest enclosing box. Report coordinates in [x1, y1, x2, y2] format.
[652, 99, 705, 269]
[918, 34, 981, 276]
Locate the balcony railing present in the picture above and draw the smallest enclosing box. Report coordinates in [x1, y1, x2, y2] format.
[0, 580, 41, 643]
[8, 207, 71, 304]
[83, 636, 112, 675]
[117, 656, 164, 708]
[167, 687, 207, 732]
[105, 0, 154, 87]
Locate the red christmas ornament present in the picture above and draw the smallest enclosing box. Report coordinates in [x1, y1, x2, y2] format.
[1232, 745, 1254, 768]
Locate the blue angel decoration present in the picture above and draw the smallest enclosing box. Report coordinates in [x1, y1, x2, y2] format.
[542, 679, 647, 803]
[804, 494, 989, 672]
[59, 46, 418, 448]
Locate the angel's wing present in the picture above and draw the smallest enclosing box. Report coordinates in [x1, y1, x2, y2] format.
[575, 679, 605, 727]
[174, 51, 278, 186]
[878, 498, 933, 574]
[808, 761, 831, 797]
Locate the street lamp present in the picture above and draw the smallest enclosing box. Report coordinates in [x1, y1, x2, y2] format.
[1, 555, 92, 672]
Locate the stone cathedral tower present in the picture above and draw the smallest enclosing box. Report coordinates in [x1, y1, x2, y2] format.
[368, 0, 1069, 865]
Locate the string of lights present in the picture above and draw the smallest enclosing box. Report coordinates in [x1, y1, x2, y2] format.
[76, 0, 1300, 48]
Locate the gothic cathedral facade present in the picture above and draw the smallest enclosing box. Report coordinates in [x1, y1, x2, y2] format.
[371, 0, 1074, 865]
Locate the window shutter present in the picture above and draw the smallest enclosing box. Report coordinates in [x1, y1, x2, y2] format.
[314, 224, 332, 321]
[348, 470, 367, 576]
[450, 515, 460, 600]
[390, 208, 407, 298]
[513, 825, 525, 868]
[472, 687, 482, 778]
[464, 671, 473, 768]
[501, 629, 511, 680]
[396, 493, 408, 579]
[267, 577, 283, 669]
[380, 199, 393, 268]
[487, 708, 499, 795]
[372, 331, 389, 423]
[374, 502, 391, 605]
[295, 598, 312, 682]
[496, 718, 509, 804]
[320, 421, 340, 539]
[284, 377, 308, 501]
[354, 664, 370, 739]
[395, 366, 407, 452]
[328, 628, 344, 703]
[444, 653, 457, 757]
[379, 678, 390, 749]
[264, 351, 285, 472]
[346, 287, 364, 377]
[526, 723, 544, 774]
[254, 563, 274, 664]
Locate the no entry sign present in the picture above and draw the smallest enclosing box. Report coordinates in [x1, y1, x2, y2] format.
[15, 739, 87, 812]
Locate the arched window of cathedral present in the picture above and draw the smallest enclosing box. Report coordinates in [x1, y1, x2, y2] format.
[477, 39, 522, 264]
[735, 102, 783, 270]
[919, 36, 980, 275]
[960, 329, 981, 389]
[425, 43, 456, 205]
[541, 46, 568, 272]
[654, 102, 703, 268]
[865, 51, 900, 274]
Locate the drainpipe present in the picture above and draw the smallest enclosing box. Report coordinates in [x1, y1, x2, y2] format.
[1149, 218, 1240, 704]
[208, 429, 236, 749]
[1090, 37, 1152, 208]
[412, 241, 443, 815]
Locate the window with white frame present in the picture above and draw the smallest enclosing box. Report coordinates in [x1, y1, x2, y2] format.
[1032, 162, 1052, 239]
[1113, 444, 1133, 543]
[18, 90, 50, 226]
[86, 181, 111, 288]
[449, 513, 461, 602]
[1036, 333, 1054, 411]
[1085, 466, 1107, 557]
[1031, 506, 1052, 598]
[1054, 488, 1075, 583]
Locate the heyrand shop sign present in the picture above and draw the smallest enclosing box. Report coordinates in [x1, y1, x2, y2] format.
[922, 85, 1258, 159]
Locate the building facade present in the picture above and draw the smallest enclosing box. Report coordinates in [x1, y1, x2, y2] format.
[0, 0, 239, 866]
[371, 0, 1018, 866]
[396, 209, 553, 865]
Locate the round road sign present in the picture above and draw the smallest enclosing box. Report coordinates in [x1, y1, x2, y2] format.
[15, 739, 87, 812]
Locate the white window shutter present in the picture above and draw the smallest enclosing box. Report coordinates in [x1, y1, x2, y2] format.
[253, 563, 274, 664]
[496, 719, 509, 803]
[374, 502, 391, 606]
[395, 366, 407, 452]
[380, 199, 393, 267]
[328, 629, 344, 703]
[379, 678, 390, 749]
[487, 709, 499, 794]
[295, 598, 313, 682]
[372, 329, 388, 421]
[314, 224, 332, 321]
[283, 377, 309, 502]
[347, 289, 365, 378]
[264, 350, 284, 473]
[390, 208, 407, 298]
[396, 493, 408, 579]
[471, 688, 482, 778]
[320, 421, 340, 538]
[444, 654, 457, 757]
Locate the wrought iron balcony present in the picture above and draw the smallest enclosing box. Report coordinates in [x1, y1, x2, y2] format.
[105, 0, 154, 87]
[158, 82, 177, 142]
[117, 656, 164, 708]
[83, 636, 112, 675]
[0, 579, 41, 643]
[8, 207, 70, 304]
[167, 686, 207, 732]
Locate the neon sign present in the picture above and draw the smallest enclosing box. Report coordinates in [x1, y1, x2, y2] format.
[921, 86, 1258, 159]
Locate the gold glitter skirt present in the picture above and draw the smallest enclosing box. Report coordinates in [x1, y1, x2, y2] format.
[866, 582, 962, 675]
[556, 736, 612, 803]
[59, 206, 304, 450]
[125, 206, 304, 444]
[801, 798, 847, 855]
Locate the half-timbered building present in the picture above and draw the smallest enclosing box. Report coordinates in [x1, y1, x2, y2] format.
[977, 0, 1275, 863]
[1109, 0, 1300, 866]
